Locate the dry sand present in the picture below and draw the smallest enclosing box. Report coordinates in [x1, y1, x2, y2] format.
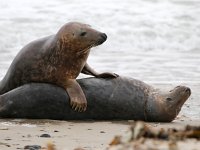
[0, 117, 199, 150]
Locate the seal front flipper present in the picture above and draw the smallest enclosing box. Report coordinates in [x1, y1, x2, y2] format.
[82, 63, 118, 78]
[65, 79, 87, 112]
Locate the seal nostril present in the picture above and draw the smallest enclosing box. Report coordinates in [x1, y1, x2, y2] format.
[96, 33, 107, 45]
[101, 33, 107, 40]
[185, 88, 191, 94]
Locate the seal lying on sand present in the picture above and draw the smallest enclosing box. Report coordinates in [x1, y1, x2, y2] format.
[0, 22, 117, 112]
[0, 77, 191, 122]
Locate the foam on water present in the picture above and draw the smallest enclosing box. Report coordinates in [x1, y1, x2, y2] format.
[0, 0, 199, 119]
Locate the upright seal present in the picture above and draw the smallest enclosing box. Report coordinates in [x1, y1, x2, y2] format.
[0, 22, 118, 112]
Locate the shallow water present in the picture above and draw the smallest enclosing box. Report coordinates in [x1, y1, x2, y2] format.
[0, 0, 199, 119]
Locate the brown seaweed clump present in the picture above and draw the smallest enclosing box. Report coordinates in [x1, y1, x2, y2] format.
[108, 121, 200, 150]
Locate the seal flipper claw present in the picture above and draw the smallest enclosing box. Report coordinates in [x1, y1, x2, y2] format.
[78, 107, 83, 112]
[71, 102, 76, 110]
[83, 104, 87, 112]
[74, 105, 79, 112]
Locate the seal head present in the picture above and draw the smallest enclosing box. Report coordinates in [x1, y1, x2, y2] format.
[163, 86, 191, 119]
[56, 22, 107, 56]
[149, 86, 191, 122]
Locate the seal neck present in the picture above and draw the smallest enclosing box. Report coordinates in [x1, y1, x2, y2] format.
[146, 91, 176, 122]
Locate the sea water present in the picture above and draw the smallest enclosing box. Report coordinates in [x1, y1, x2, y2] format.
[0, 0, 199, 119]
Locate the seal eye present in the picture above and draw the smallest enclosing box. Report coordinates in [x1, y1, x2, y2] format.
[80, 31, 87, 37]
[166, 98, 173, 101]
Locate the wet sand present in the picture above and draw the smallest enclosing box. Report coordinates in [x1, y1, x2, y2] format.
[0, 118, 199, 150]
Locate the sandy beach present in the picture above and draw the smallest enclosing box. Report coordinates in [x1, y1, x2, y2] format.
[0, 117, 199, 150]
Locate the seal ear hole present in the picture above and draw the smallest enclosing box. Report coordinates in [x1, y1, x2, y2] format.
[80, 31, 87, 37]
[166, 97, 173, 101]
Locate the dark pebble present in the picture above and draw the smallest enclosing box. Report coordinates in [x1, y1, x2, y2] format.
[4, 138, 12, 140]
[24, 145, 41, 150]
[40, 133, 51, 138]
